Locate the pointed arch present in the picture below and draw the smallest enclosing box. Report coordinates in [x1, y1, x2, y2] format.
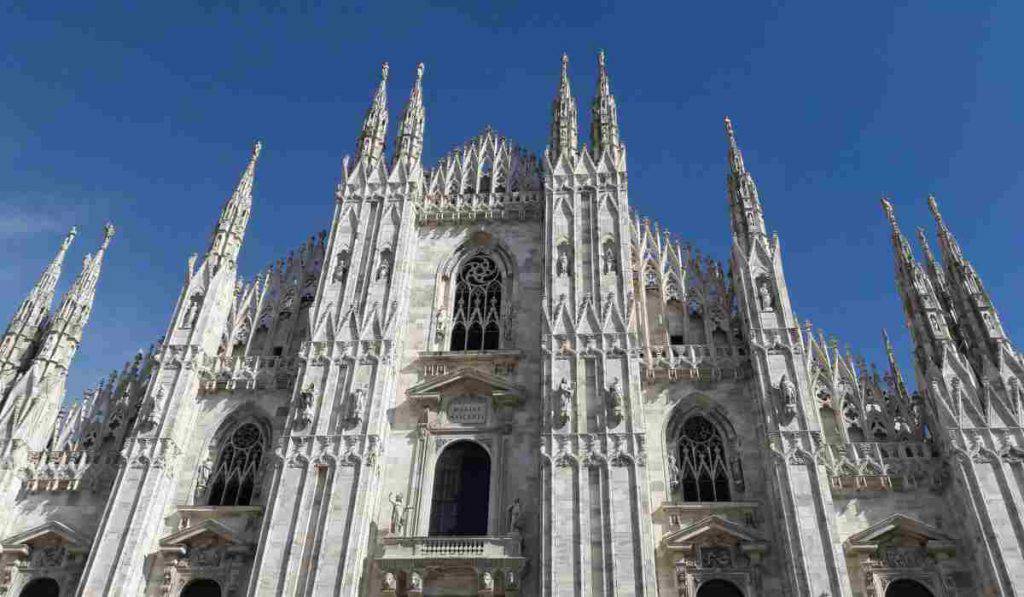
[198, 406, 272, 507]
[435, 231, 517, 352]
[666, 397, 740, 502]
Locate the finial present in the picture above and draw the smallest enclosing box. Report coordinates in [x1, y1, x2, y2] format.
[927, 194, 942, 225]
[881, 196, 898, 229]
[101, 222, 116, 249]
[381, 61, 390, 81]
[598, 49, 605, 69]
[723, 116, 735, 142]
[252, 140, 262, 160]
[882, 328, 893, 351]
[415, 62, 424, 81]
[67, 226, 78, 240]
[562, 53, 569, 71]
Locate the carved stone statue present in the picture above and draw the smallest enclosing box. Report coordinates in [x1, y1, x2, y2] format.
[667, 453, 680, 487]
[555, 378, 572, 428]
[376, 252, 391, 281]
[408, 570, 423, 590]
[506, 497, 523, 533]
[757, 278, 773, 311]
[778, 374, 797, 419]
[602, 242, 617, 274]
[388, 492, 410, 534]
[556, 249, 569, 277]
[293, 385, 314, 429]
[333, 250, 350, 283]
[182, 293, 203, 328]
[607, 377, 624, 424]
[381, 571, 397, 592]
[480, 570, 494, 591]
[349, 388, 366, 423]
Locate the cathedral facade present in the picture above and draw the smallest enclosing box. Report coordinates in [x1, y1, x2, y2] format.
[0, 53, 1021, 597]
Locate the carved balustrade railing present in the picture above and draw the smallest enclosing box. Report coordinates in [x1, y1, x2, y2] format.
[20, 449, 119, 492]
[198, 355, 300, 393]
[645, 343, 750, 381]
[416, 191, 543, 223]
[377, 535, 524, 565]
[818, 441, 943, 492]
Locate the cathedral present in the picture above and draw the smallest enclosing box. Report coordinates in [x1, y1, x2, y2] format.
[0, 52, 1022, 597]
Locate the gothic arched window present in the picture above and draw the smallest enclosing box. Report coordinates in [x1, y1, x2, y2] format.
[674, 416, 732, 502]
[205, 422, 266, 507]
[450, 255, 503, 351]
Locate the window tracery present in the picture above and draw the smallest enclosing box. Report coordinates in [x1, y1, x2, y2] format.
[671, 415, 732, 502]
[449, 254, 503, 351]
[203, 422, 266, 507]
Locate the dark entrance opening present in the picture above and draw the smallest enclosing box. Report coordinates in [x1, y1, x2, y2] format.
[181, 579, 222, 597]
[696, 579, 744, 597]
[19, 578, 59, 597]
[885, 579, 934, 597]
[429, 441, 491, 536]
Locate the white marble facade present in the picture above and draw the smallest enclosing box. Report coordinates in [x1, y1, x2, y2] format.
[0, 54, 1022, 597]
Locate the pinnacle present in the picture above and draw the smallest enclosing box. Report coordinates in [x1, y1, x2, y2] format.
[880, 196, 898, 230]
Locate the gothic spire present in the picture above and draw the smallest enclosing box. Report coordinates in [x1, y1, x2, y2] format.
[549, 53, 578, 158]
[723, 117, 766, 244]
[33, 224, 115, 373]
[393, 62, 426, 170]
[0, 227, 77, 390]
[926, 194, 1011, 363]
[881, 198, 957, 370]
[882, 328, 910, 399]
[208, 141, 261, 268]
[590, 50, 621, 159]
[355, 62, 390, 167]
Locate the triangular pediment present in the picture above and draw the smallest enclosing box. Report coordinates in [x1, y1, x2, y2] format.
[846, 514, 953, 550]
[663, 515, 766, 552]
[407, 367, 522, 402]
[1, 521, 88, 551]
[159, 519, 243, 549]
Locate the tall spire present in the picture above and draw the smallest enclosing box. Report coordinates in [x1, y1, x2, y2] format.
[0, 227, 77, 390]
[926, 194, 1011, 363]
[882, 328, 910, 398]
[881, 198, 957, 370]
[590, 50, 621, 158]
[393, 63, 426, 170]
[355, 62, 390, 167]
[723, 117, 767, 244]
[208, 141, 261, 268]
[548, 53, 578, 158]
[32, 224, 115, 374]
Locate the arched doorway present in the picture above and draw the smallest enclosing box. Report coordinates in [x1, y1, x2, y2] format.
[696, 578, 744, 597]
[19, 578, 59, 597]
[429, 441, 491, 536]
[181, 579, 221, 597]
[885, 579, 934, 597]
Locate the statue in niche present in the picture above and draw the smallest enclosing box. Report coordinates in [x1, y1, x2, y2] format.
[602, 241, 617, 274]
[983, 311, 998, 334]
[434, 309, 446, 346]
[606, 377, 624, 424]
[667, 453, 680, 488]
[388, 493, 411, 534]
[555, 378, 572, 428]
[480, 571, 494, 591]
[349, 388, 366, 423]
[375, 250, 392, 281]
[556, 247, 570, 277]
[757, 278, 773, 311]
[293, 384, 314, 430]
[506, 497, 523, 533]
[182, 293, 203, 328]
[381, 571, 397, 592]
[333, 250, 350, 283]
[408, 571, 423, 591]
[778, 374, 797, 419]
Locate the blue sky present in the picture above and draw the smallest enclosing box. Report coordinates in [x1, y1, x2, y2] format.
[1, 1, 1021, 401]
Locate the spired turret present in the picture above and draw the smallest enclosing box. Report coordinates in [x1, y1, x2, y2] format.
[0, 227, 77, 400]
[724, 117, 768, 250]
[0, 224, 114, 448]
[392, 63, 425, 172]
[353, 62, 390, 169]
[589, 50, 622, 160]
[207, 140, 261, 269]
[547, 53, 578, 160]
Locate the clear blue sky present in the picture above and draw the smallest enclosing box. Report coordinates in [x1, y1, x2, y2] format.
[1, 1, 1021, 401]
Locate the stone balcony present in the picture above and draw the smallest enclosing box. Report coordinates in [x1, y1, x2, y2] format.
[20, 449, 119, 493]
[198, 355, 300, 394]
[645, 343, 751, 381]
[375, 535, 526, 595]
[818, 441, 942, 493]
